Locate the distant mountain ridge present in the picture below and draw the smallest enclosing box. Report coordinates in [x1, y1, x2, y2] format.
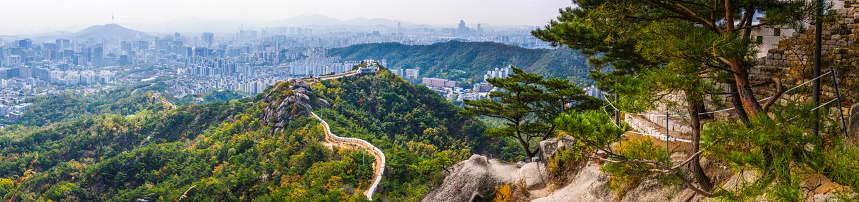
[71, 23, 152, 40]
[3, 14, 537, 39]
[329, 41, 594, 87]
[269, 14, 344, 26]
[269, 14, 400, 27]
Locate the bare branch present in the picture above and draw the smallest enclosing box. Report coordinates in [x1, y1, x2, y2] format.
[762, 78, 787, 113]
[673, 171, 715, 197]
[704, 90, 738, 95]
[672, 0, 712, 8]
[703, 63, 738, 74]
[577, 142, 719, 197]
[715, 56, 732, 65]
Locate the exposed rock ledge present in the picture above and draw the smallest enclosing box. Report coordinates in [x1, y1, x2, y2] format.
[426, 133, 853, 202]
[421, 154, 549, 202]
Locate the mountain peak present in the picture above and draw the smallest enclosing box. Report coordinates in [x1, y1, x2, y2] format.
[72, 23, 151, 40]
[270, 14, 344, 26]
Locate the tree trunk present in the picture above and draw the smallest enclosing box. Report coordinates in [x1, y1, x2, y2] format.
[685, 90, 714, 192]
[729, 82, 750, 125]
[729, 58, 764, 117]
[515, 130, 535, 158]
[696, 101, 710, 120]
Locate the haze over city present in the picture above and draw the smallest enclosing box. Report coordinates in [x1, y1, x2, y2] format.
[0, 0, 571, 35]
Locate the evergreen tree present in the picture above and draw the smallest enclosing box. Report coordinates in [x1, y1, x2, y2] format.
[532, 0, 815, 119]
[533, 1, 859, 199]
[460, 67, 597, 158]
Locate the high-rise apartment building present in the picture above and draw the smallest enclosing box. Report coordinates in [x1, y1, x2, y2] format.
[201, 32, 214, 49]
[458, 20, 467, 36]
[405, 68, 420, 79]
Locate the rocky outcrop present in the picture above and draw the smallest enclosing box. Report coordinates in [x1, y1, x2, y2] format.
[512, 162, 549, 190]
[539, 135, 576, 159]
[261, 80, 322, 132]
[422, 155, 505, 202]
[318, 98, 331, 108]
[621, 175, 684, 202]
[423, 154, 550, 202]
[534, 161, 685, 202]
[533, 161, 615, 202]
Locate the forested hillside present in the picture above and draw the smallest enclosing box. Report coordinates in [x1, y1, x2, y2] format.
[176, 89, 246, 106]
[311, 69, 493, 200]
[0, 69, 491, 201]
[328, 41, 593, 87]
[15, 78, 173, 127]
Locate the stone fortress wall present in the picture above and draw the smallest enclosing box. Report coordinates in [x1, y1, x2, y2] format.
[752, 0, 858, 103]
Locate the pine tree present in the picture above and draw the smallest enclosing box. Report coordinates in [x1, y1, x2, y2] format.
[460, 67, 597, 158]
[532, 1, 859, 199]
[532, 0, 816, 119]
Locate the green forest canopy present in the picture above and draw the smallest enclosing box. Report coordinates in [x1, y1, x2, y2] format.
[0, 69, 499, 201]
[328, 41, 594, 87]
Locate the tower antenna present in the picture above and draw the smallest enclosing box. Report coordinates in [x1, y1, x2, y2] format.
[112, 12, 115, 24]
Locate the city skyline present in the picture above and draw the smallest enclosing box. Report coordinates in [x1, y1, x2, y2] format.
[0, 0, 573, 35]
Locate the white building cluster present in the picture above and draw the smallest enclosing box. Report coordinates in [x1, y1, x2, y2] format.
[421, 78, 459, 88]
[169, 76, 282, 96]
[0, 103, 31, 121]
[0, 67, 115, 86]
[390, 68, 420, 80]
[482, 65, 513, 82]
[286, 57, 361, 76]
[48, 70, 115, 85]
[420, 66, 515, 103]
[583, 85, 606, 99]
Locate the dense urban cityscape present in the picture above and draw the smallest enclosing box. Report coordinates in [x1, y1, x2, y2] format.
[0, 20, 551, 122]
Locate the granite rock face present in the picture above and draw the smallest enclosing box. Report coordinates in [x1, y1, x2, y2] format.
[512, 162, 549, 190]
[532, 161, 614, 202]
[539, 135, 576, 159]
[422, 155, 505, 202]
[423, 154, 551, 202]
[261, 80, 322, 133]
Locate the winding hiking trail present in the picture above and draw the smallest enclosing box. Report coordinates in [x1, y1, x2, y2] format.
[151, 93, 176, 109]
[311, 112, 385, 200]
[304, 69, 385, 200]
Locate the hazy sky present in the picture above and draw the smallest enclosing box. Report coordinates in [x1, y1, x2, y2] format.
[0, 0, 571, 34]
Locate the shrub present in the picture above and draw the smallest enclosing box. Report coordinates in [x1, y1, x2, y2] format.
[493, 184, 513, 202]
[600, 138, 667, 196]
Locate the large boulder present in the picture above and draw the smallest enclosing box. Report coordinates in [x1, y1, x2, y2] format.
[621, 175, 683, 202]
[540, 135, 576, 159]
[426, 155, 551, 201]
[317, 98, 331, 108]
[532, 161, 614, 202]
[422, 155, 505, 202]
[261, 80, 319, 132]
[511, 162, 549, 190]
